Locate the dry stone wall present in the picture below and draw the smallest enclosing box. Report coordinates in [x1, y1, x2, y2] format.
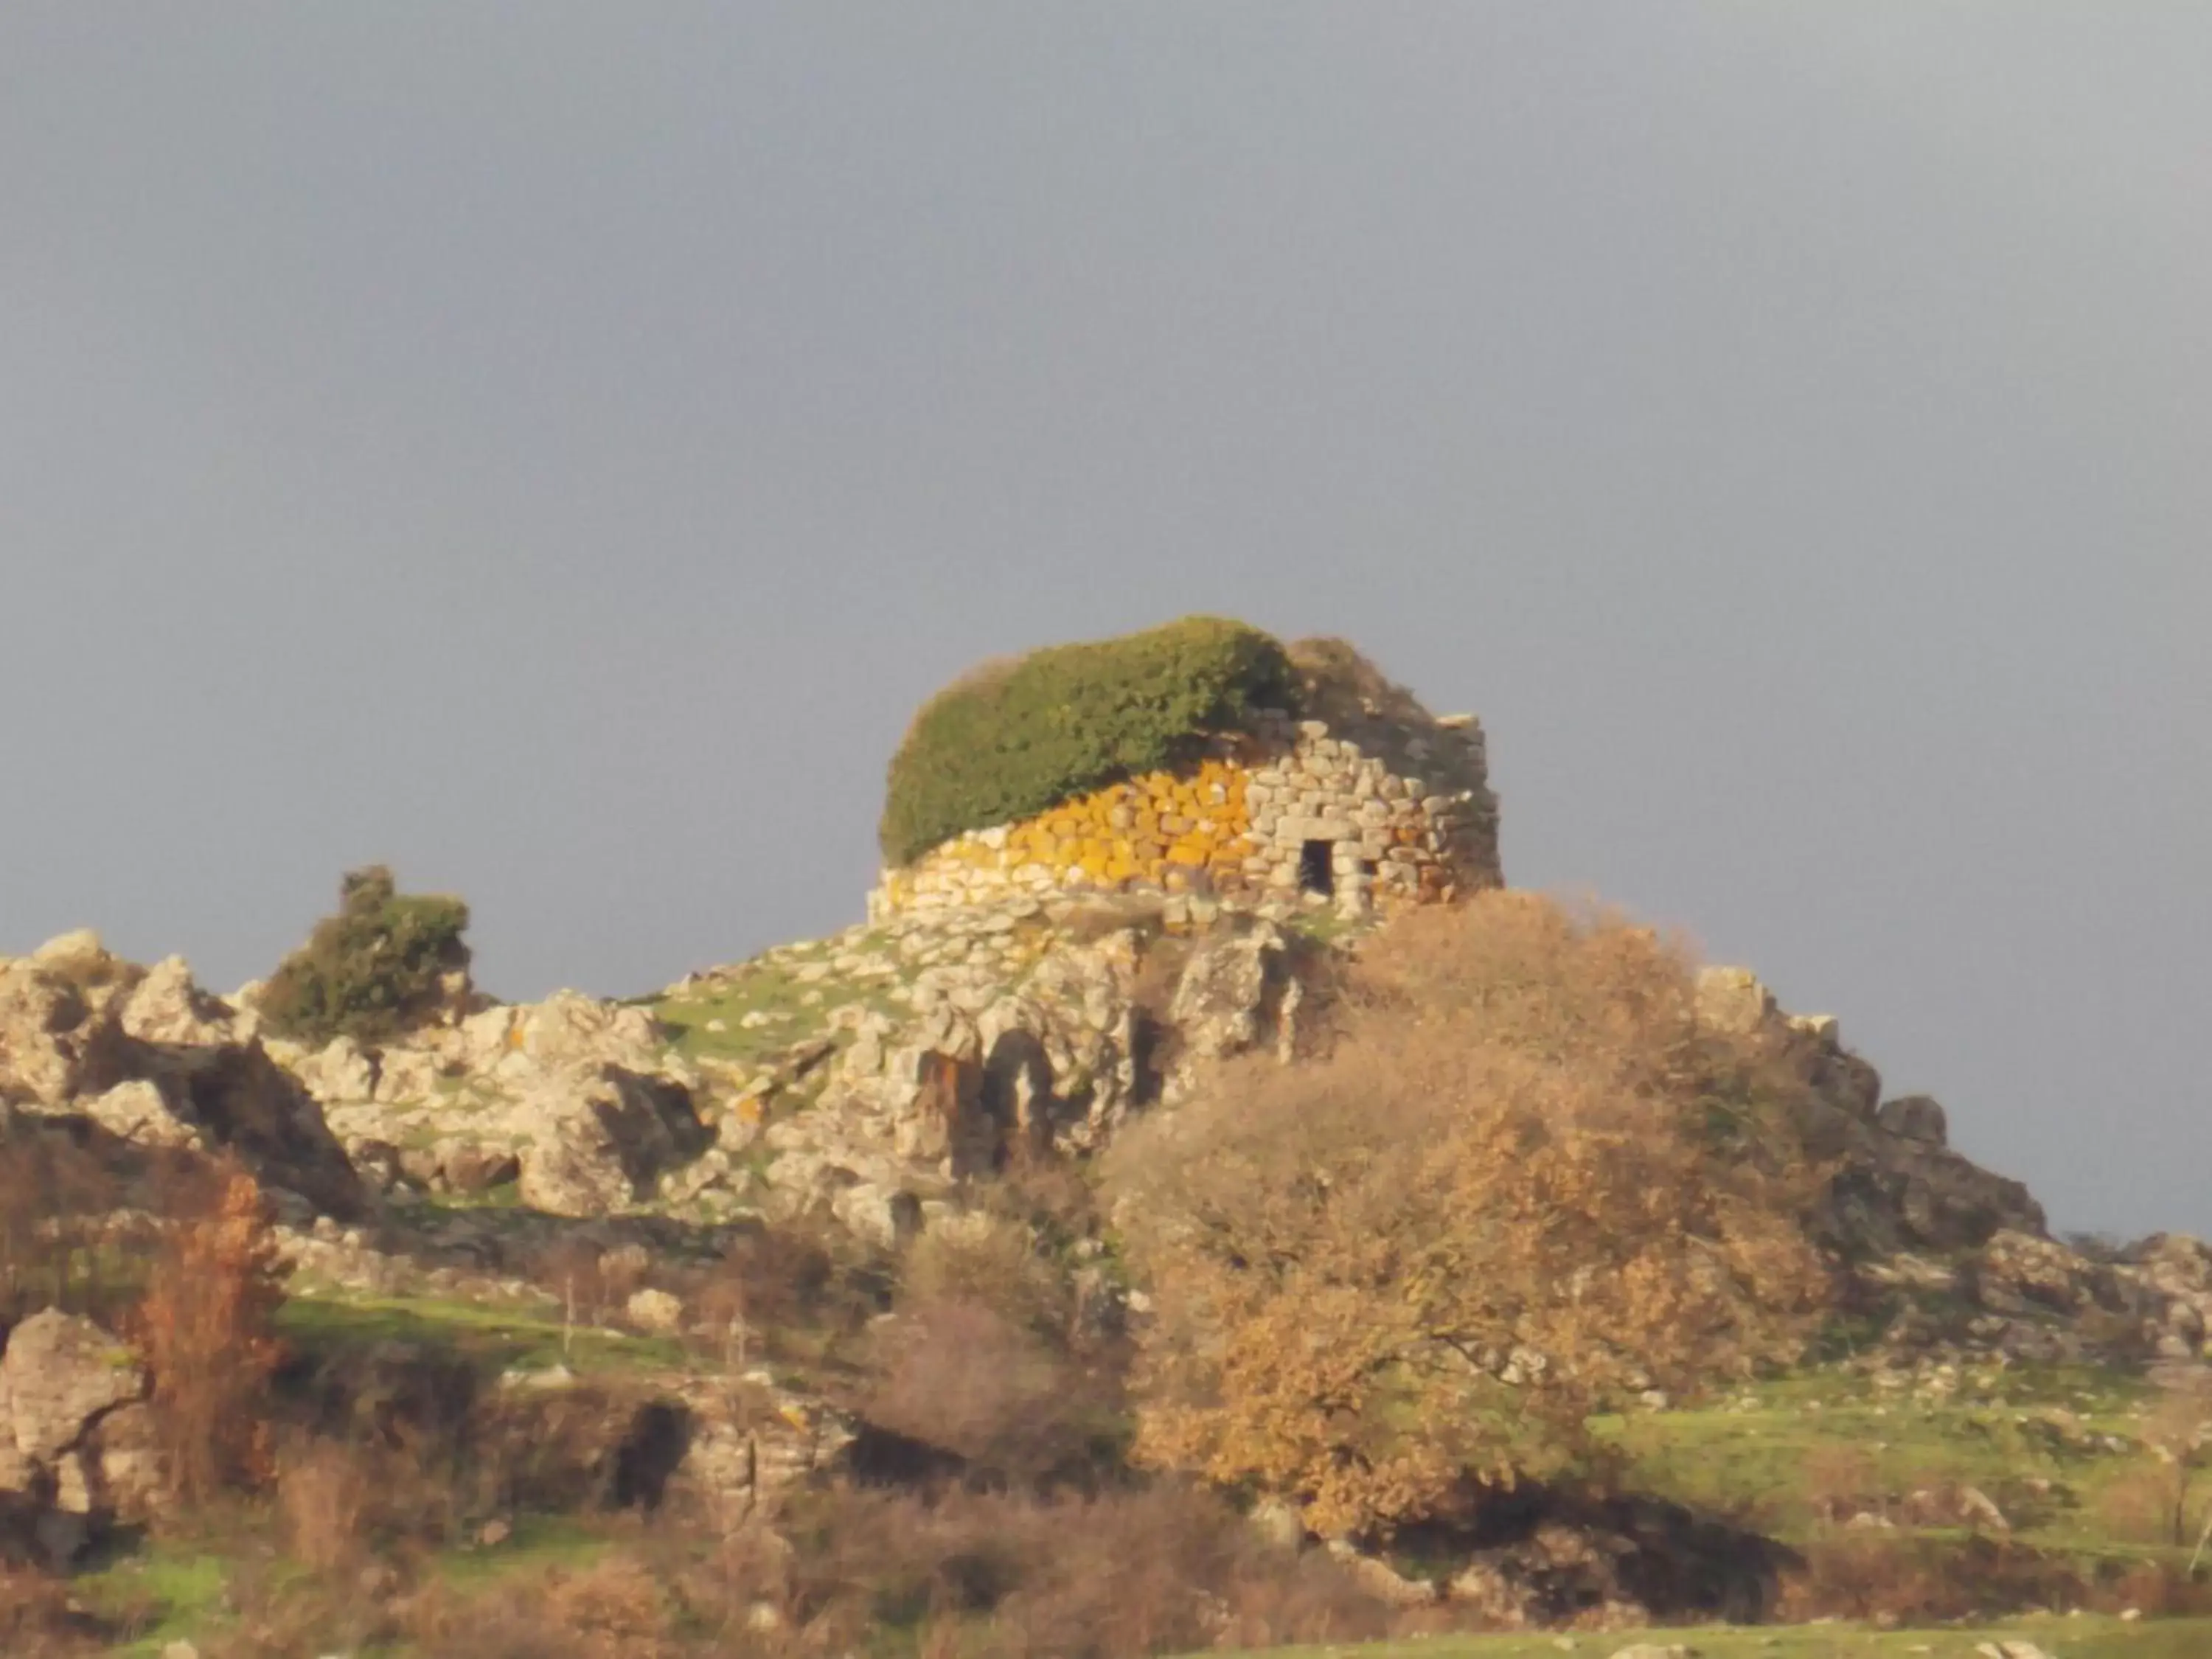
[870, 705, 1501, 919]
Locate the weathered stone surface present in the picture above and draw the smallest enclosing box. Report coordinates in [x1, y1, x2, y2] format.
[518, 991, 669, 1075]
[83, 1401, 164, 1523]
[1878, 1093, 1950, 1145]
[118, 956, 243, 1048]
[29, 929, 109, 976]
[626, 1287, 685, 1334]
[514, 1065, 707, 1218]
[0, 1311, 146, 1464]
[79, 1078, 201, 1150]
[1169, 920, 1288, 1063]
[0, 944, 367, 1217]
[0, 953, 128, 1105]
[1694, 965, 1775, 1034]
[286, 1035, 378, 1105]
[1695, 965, 2042, 1261]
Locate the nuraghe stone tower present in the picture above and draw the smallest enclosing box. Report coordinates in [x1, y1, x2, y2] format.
[871, 698, 1500, 921]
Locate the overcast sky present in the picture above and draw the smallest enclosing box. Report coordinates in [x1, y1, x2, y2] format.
[3, 7, 2204, 1238]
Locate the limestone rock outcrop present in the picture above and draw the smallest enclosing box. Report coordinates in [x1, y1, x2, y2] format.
[1693, 965, 2045, 1259]
[0, 934, 366, 1219]
[284, 990, 713, 1220]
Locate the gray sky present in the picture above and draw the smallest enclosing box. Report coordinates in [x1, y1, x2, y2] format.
[3, 7, 2204, 1239]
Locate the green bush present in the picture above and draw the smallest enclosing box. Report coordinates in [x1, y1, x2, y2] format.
[258, 866, 472, 1047]
[879, 616, 1300, 866]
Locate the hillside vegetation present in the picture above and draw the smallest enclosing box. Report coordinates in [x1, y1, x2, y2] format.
[1111, 894, 1832, 1537]
[2, 630, 2208, 1656]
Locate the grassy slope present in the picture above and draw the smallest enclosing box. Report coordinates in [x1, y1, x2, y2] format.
[1600, 1363, 2174, 1559]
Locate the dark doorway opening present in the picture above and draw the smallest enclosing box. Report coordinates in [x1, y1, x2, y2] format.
[1298, 840, 1335, 897]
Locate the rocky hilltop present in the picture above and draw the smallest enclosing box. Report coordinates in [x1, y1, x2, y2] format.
[4, 897, 2205, 1372]
[2, 620, 2207, 1643]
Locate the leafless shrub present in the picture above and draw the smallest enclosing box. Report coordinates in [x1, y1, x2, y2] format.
[130, 1158, 285, 1506]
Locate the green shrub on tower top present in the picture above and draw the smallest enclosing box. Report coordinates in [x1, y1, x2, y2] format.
[879, 616, 1300, 866]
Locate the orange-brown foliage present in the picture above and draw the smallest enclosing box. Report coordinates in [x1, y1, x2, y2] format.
[131, 1161, 285, 1505]
[1108, 891, 1832, 1538]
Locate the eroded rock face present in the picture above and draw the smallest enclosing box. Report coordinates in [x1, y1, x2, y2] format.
[1877, 1094, 1949, 1145]
[514, 1065, 710, 1218]
[1167, 918, 1290, 1065]
[0, 936, 366, 1219]
[1693, 965, 2045, 1258]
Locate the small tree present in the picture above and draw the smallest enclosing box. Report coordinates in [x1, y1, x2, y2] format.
[1107, 891, 1832, 1539]
[258, 865, 471, 1046]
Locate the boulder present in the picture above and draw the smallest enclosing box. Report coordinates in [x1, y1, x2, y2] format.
[82, 1400, 164, 1523]
[515, 1066, 708, 1219]
[29, 929, 111, 978]
[79, 1079, 202, 1150]
[1169, 920, 1289, 1062]
[625, 1288, 685, 1335]
[1877, 1094, 1950, 1146]
[117, 956, 243, 1048]
[0, 1311, 146, 1464]
[284, 1036, 378, 1105]
[518, 992, 671, 1076]
[1694, 965, 1775, 1035]
[0, 954, 129, 1106]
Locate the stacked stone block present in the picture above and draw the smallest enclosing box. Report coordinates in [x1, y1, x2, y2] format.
[870, 706, 1500, 919]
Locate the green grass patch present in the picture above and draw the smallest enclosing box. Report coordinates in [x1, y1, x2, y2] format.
[277, 1290, 691, 1377]
[432, 1510, 613, 1587]
[81, 1545, 232, 1654]
[1604, 1363, 2163, 1555]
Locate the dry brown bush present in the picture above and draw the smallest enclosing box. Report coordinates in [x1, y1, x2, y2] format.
[1779, 1532, 2095, 1624]
[899, 1215, 1065, 1336]
[0, 1563, 109, 1657]
[1107, 890, 1832, 1539]
[0, 1124, 128, 1325]
[1801, 1443, 1882, 1526]
[538, 1555, 680, 1658]
[2138, 1374, 2212, 1546]
[776, 1481, 1383, 1659]
[984, 1484, 1386, 1659]
[2094, 1464, 2194, 1547]
[274, 1436, 378, 1573]
[860, 1297, 1107, 1486]
[275, 1422, 493, 1568]
[688, 1215, 866, 1367]
[129, 1159, 285, 1506]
